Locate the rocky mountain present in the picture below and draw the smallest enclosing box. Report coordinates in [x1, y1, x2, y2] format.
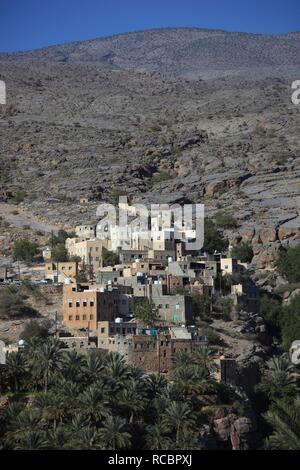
[1, 28, 300, 79]
[0, 28, 299, 268]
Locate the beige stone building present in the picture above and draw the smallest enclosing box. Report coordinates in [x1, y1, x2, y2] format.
[66, 238, 110, 274]
[63, 283, 133, 331]
[97, 323, 203, 375]
[44, 261, 78, 283]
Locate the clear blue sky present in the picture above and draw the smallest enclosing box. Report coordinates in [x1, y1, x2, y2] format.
[0, 0, 299, 52]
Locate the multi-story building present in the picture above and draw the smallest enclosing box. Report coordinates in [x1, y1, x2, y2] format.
[44, 261, 78, 283]
[97, 323, 204, 375]
[63, 283, 133, 331]
[75, 224, 96, 239]
[152, 293, 193, 325]
[66, 238, 110, 274]
[221, 257, 238, 276]
[231, 279, 260, 313]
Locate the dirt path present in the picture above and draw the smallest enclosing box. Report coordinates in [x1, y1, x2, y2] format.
[211, 318, 256, 360]
[0, 202, 62, 234]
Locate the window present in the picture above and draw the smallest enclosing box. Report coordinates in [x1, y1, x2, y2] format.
[83, 301, 87, 307]
[76, 301, 80, 307]
[68, 315, 73, 321]
[90, 300, 94, 307]
[75, 315, 80, 320]
[165, 304, 169, 308]
[82, 315, 86, 320]
[68, 301, 72, 308]
[101, 328, 105, 334]
[90, 314, 94, 320]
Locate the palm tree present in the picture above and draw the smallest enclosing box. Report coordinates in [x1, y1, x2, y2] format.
[163, 401, 195, 444]
[173, 366, 199, 398]
[33, 337, 63, 392]
[65, 426, 99, 450]
[5, 408, 42, 448]
[116, 379, 147, 423]
[171, 350, 193, 370]
[176, 429, 203, 450]
[79, 384, 109, 424]
[82, 352, 104, 384]
[34, 393, 64, 430]
[104, 353, 131, 391]
[98, 415, 131, 450]
[193, 346, 218, 374]
[146, 422, 172, 450]
[52, 378, 80, 418]
[144, 373, 168, 399]
[5, 351, 27, 392]
[60, 350, 84, 382]
[265, 397, 300, 450]
[14, 431, 48, 450]
[260, 354, 297, 400]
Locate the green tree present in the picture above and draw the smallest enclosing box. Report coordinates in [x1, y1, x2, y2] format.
[257, 354, 297, 401]
[203, 219, 228, 254]
[146, 422, 172, 450]
[13, 238, 38, 262]
[231, 242, 253, 262]
[5, 351, 27, 392]
[277, 246, 300, 283]
[265, 397, 300, 450]
[215, 297, 233, 320]
[12, 190, 27, 204]
[102, 247, 119, 267]
[163, 401, 195, 444]
[107, 188, 126, 205]
[20, 319, 51, 343]
[52, 244, 69, 262]
[49, 230, 75, 248]
[33, 337, 63, 392]
[98, 415, 131, 450]
[134, 299, 159, 325]
[215, 211, 237, 229]
[280, 295, 300, 351]
[0, 287, 36, 320]
[260, 296, 282, 338]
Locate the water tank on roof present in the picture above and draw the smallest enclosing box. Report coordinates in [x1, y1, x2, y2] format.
[99, 287, 105, 293]
[115, 317, 123, 323]
[64, 277, 72, 284]
[136, 272, 143, 277]
[107, 280, 112, 285]
[168, 257, 173, 263]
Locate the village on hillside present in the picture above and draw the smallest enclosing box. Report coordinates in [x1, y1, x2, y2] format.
[1, 199, 262, 378]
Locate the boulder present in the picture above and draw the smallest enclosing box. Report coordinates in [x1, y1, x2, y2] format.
[259, 226, 277, 244]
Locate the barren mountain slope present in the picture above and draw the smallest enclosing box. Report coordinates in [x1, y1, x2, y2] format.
[1, 28, 300, 79]
[0, 58, 299, 269]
